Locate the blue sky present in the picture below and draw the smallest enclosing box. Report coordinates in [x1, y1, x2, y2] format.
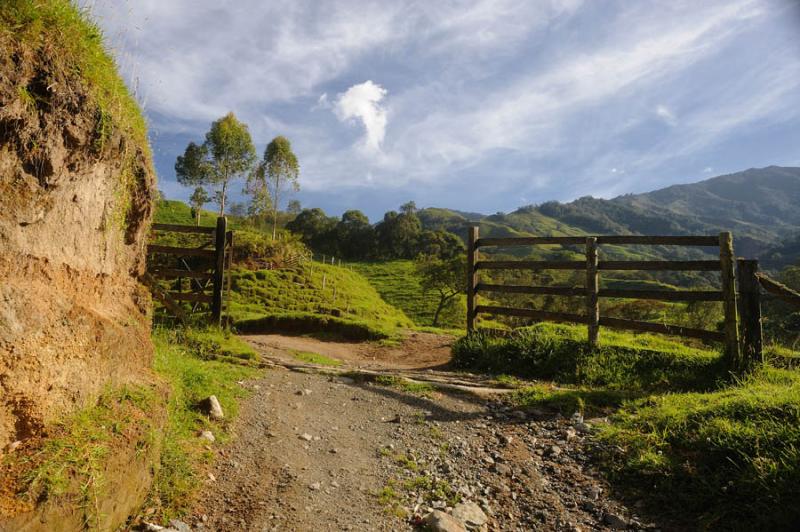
[87, 0, 800, 221]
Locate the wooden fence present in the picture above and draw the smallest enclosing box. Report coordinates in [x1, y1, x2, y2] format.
[466, 228, 744, 368]
[737, 259, 800, 370]
[144, 217, 232, 325]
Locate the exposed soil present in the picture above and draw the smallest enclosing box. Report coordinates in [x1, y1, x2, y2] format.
[187, 334, 658, 531]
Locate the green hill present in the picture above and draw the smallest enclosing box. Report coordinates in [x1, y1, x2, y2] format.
[228, 262, 414, 340]
[350, 260, 465, 329]
[419, 166, 800, 267]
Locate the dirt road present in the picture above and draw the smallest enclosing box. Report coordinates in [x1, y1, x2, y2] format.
[189, 334, 655, 531]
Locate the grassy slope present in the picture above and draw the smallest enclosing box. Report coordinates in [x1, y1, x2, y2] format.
[229, 262, 414, 340]
[350, 260, 465, 329]
[454, 323, 800, 529]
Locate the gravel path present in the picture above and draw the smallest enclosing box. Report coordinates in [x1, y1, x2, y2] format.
[187, 337, 659, 531]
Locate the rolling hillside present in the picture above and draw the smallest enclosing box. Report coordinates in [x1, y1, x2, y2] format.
[419, 166, 800, 267]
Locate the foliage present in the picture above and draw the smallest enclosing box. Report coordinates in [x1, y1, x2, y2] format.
[415, 256, 467, 326]
[188, 187, 210, 226]
[250, 135, 300, 240]
[452, 323, 723, 391]
[291, 351, 342, 366]
[175, 112, 256, 215]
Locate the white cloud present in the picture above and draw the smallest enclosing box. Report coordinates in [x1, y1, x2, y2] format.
[333, 81, 388, 153]
[655, 104, 677, 126]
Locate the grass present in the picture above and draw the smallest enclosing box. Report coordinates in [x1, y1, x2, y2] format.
[351, 260, 465, 329]
[228, 263, 414, 340]
[465, 323, 800, 529]
[374, 375, 436, 397]
[148, 327, 261, 523]
[1, 385, 162, 529]
[598, 363, 800, 530]
[452, 322, 723, 391]
[290, 350, 342, 366]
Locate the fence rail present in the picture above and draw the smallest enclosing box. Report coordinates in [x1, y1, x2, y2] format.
[466, 228, 743, 369]
[145, 217, 231, 324]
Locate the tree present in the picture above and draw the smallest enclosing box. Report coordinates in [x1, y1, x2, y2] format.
[228, 202, 247, 217]
[376, 205, 422, 258]
[287, 200, 302, 216]
[252, 135, 300, 240]
[335, 210, 375, 259]
[189, 186, 210, 226]
[285, 208, 338, 255]
[416, 256, 467, 327]
[175, 112, 256, 216]
[418, 230, 465, 260]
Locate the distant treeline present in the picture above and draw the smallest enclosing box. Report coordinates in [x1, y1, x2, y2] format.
[286, 201, 464, 261]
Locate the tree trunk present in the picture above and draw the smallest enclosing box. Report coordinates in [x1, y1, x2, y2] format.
[219, 181, 227, 216]
[195, 208, 200, 226]
[272, 186, 280, 241]
[432, 292, 457, 327]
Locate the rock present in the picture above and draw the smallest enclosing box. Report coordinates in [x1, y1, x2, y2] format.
[451, 501, 489, 529]
[511, 410, 527, 420]
[337, 376, 355, 384]
[564, 427, 577, 440]
[199, 430, 215, 443]
[587, 485, 602, 500]
[603, 512, 628, 529]
[425, 510, 467, 532]
[199, 396, 224, 420]
[142, 524, 165, 531]
[492, 463, 512, 476]
[571, 411, 584, 425]
[207, 473, 216, 482]
[548, 445, 562, 457]
[4, 440, 21, 453]
[309, 482, 321, 491]
[169, 519, 192, 532]
[299, 433, 313, 441]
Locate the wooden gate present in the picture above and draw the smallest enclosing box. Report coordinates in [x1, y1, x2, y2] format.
[144, 217, 232, 325]
[466, 228, 743, 369]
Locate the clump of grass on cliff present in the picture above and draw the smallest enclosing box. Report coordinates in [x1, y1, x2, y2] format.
[1, 0, 149, 154]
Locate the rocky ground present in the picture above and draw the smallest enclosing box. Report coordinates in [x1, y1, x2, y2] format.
[155, 335, 661, 531]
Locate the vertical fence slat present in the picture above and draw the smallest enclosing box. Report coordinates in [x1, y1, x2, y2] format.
[719, 231, 741, 372]
[467, 226, 479, 332]
[211, 216, 227, 325]
[737, 259, 763, 370]
[586, 237, 599, 347]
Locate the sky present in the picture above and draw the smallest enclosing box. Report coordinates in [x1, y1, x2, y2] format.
[85, 0, 800, 221]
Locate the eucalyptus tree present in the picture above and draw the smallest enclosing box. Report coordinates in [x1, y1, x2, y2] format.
[249, 135, 300, 240]
[189, 186, 210, 226]
[175, 112, 256, 216]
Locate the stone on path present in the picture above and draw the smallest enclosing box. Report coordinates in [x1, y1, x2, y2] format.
[199, 396, 224, 420]
[451, 501, 489, 529]
[425, 510, 467, 532]
[199, 430, 215, 443]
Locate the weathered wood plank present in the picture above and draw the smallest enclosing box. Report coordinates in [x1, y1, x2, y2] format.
[476, 260, 585, 271]
[596, 235, 719, 246]
[598, 316, 725, 342]
[719, 232, 742, 371]
[757, 273, 800, 308]
[168, 292, 214, 303]
[467, 227, 479, 332]
[211, 217, 227, 324]
[147, 245, 216, 258]
[598, 289, 723, 301]
[738, 259, 763, 369]
[475, 284, 584, 296]
[586, 237, 599, 347]
[150, 268, 213, 280]
[141, 272, 186, 324]
[475, 305, 588, 325]
[598, 260, 721, 271]
[476, 236, 586, 247]
[151, 223, 216, 234]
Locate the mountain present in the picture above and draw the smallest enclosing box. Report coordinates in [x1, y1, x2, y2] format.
[419, 166, 800, 268]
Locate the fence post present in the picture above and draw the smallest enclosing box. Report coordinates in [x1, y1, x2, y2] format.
[467, 226, 479, 332]
[719, 232, 741, 372]
[211, 216, 227, 325]
[586, 237, 599, 348]
[737, 259, 763, 370]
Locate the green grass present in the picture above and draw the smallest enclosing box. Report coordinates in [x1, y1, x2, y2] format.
[149, 327, 261, 523]
[452, 323, 723, 391]
[229, 263, 414, 340]
[373, 375, 436, 397]
[598, 364, 800, 530]
[2, 385, 160, 529]
[290, 350, 342, 366]
[351, 260, 465, 329]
